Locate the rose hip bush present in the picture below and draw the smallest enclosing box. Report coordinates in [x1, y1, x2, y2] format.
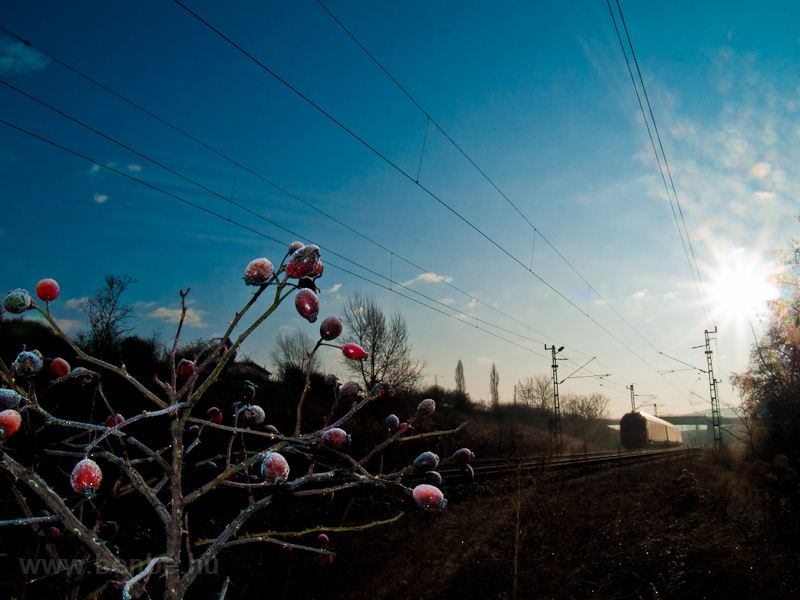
[0, 242, 469, 600]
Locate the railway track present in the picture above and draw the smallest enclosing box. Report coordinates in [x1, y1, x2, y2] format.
[434, 446, 702, 481]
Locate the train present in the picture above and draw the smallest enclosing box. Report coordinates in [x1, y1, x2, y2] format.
[619, 411, 683, 449]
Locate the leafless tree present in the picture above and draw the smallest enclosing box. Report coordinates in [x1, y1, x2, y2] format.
[490, 362, 500, 409]
[455, 359, 466, 395]
[513, 374, 552, 408]
[77, 273, 136, 359]
[341, 291, 425, 393]
[563, 392, 610, 420]
[269, 329, 320, 383]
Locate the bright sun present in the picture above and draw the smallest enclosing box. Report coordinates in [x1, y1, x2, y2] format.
[706, 248, 779, 326]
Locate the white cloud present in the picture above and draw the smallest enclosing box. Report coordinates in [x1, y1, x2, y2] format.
[146, 307, 208, 328]
[93, 193, 108, 204]
[477, 357, 496, 365]
[134, 301, 157, 309]
[65, 297, 88, 309]
[440, 298, 454, 305]
[400, 272, 453, 286]
[55, 318, 82, 333]
[127, 164, 142, 172]
[0, 40, 49, 74]
[327, 283, 342, 294]
[752, 191, 776, 201]
[663, 291, 679, 299]
[631, 289, 649, 299]
[88, 164, 100, 174]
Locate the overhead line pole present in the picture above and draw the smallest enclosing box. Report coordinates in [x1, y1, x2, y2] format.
[705, 328, 723, 449]
[546, 345, 566, 455]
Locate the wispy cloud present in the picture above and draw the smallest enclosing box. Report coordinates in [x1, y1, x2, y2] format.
[88, 164, 101, 175]
[0, 40, 49, 74]
[631, 289, 649, 299]
[146, 307, 208, 328]
[440, 298, 454, 305]
[55, 318, 82, 333]
[400, 272, 453, 286]
[65, 297, 88, 309]
[93, 193, 108, 204]
[477, 357, 495, 365]
[134, 301, 157, 309]
[127, 164, 142, 172]
[327, 283, 342, 294]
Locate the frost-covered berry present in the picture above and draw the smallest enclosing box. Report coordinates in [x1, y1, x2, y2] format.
[263, 424, 279, 435]
[288, 241, 304, 253]
[339, 381, 361, 398]
[452, 448, 474, 465]
[179, 359, 195, 380]
[244, 258, 274, 286]
[0, 389, 22, 410]
[317, 533, 329, 546]
[238, 380, 257, 404]
[385, 414, 399, 429]
[342, 343, 367, 360]
[285, 245, 321, 279]
[413, 451, 439, 472]
[105, 414, 124, 428]
[417, 398, 436, 416]
[295, 289, 320, 323]
[206, 407, 223, 425]
[423, 471, 443, 486]
[260, 452, 289, 484]
[50, 358, 70, 377]
[243, 404, 265, 426]
[3, 289, 32, 314]
[35, 278, 60, 302]
[46, 526, 61, 540]
[371, 381, 388, 396]
[318, 554, 333, 567]
[324, 374, 339, 387]
[412, 484, 446, 512]
[70, 458, 102, 497]
[319, 316, 343, 341]
[12, 350, 42, 378]
[0, 409, 22, 438]
[322, 427, 350, 448]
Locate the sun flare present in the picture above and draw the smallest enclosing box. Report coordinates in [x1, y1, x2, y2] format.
[706, 248, 779, 326]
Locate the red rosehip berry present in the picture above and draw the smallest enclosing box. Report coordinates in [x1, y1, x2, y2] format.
[319, 316, 343, 341]
[179, 359, 195, 380]
[244, 258, 274, 286]
[462, 464, 475, 479]
[413, 451, 439, 472]
[318, 554, 334, 567]
[317, 533, 329, 546]
[70, 458, 102, 497]
[0, 409, 22, 438]
[452, 448, 475, 465]
[288, 241, 304, 253]
[322, 427, 350, 448]
[311, 260, 324, 277]
[339, 381, 361, 398]
[206, 407, 223, 425]
[417, 398, 436, 416]
[238, 380, 257, 403]
[295, 289, 320, 323]
[105, 414, 124, 428]
[423, 471, 443, 486]
[0, 389, 22, 410]
[46, 526, 61, 540]
[263, 424, 280, 435]
[3, 289, 32, 314]
[12, 350, 42, 378]
[342, 343, 367, 360]
[385, 414, 399, 429]
[35, 278, 60, 302]
[285, 244, 321, 279]
[50, 358, 71, 377]
[412, 484, 446, 512]
[243, 404, 265, 426]
[260, 452, 289, 484]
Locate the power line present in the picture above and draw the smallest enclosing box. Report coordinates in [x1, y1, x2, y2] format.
[170, 0, 665, 374]
[606, 0, 715, 328]
[313, 0, 669, 366]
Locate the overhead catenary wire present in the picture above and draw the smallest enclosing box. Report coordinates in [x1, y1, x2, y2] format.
[169, 0, 666, 376]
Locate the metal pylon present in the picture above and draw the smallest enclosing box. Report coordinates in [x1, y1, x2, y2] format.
[705, 328, 723, 449]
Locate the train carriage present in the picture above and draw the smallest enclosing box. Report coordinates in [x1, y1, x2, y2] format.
[620, 411, 682, 449]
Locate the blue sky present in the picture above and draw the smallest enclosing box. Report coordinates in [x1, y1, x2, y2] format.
[1, 1, 798, 417]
